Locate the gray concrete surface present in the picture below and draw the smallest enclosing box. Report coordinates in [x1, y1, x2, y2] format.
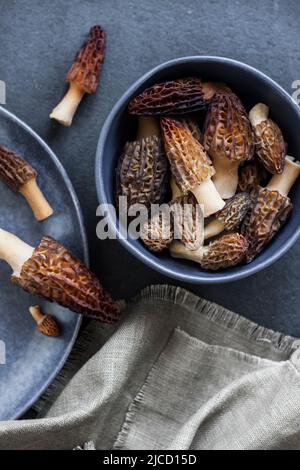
[0, 0, 299, 335]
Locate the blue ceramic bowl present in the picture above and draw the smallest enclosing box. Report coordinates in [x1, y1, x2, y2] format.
[95, 57, 300, 284]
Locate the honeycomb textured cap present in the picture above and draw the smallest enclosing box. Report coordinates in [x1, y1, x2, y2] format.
[12, 236, 121, 323]
[66, 25, 106, 94]
[204, 92, 254, 162]
[237, 160, 268, 193]
[141, 204, 174, 253]
[242, 187, 293, 263]
[253, 119, 286, 174]
[0, 145, 37, 192]
[171, 193, 203, 250]
[161, 117, 215, 192]
[175, 115, 202, 143]
[201, 233, 249, 270]
[116, 136, 168, 210]
[216, 192, 253, 230]
[37, 315, 60, 337]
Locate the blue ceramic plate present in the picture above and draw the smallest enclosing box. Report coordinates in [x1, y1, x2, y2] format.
[0, 106, 87, 420]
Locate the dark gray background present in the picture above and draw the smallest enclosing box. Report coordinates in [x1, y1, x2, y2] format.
[0, 0, 299, 335]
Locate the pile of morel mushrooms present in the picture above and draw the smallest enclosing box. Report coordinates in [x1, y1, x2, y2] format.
[116, 78, 300, 271]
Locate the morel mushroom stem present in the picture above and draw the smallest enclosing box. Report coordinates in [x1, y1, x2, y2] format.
[249, 103, 269, 127]
[267, 156, 300, 196]
[29, 305, 60, 337]
[137, 116, 160, 139]
[50, 82, 85, 127]
[204, 219, 224, 240]
[212, 158, 240, 199]
[0, 229, 34, 277]
[192, 178, 225, 217]
[19, 178, 54, 221]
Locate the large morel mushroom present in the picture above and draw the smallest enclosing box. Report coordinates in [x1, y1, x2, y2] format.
[0, 145, 53, 221]
[128, 78, 229, 115]
[170, 233, 249, 271]
[50, 25, 106, 126]
[243, 156, 300, 262]
[0, 229, 120, 323]
[161, 117, 225, 217]
[116, 117, 168, 211]
[249, 103, 286, 174]
[204, 92, 254, 199]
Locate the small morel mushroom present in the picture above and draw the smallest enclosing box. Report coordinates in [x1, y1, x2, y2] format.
[0, 145, 53, 221]
[237, 160, 268, 194]
[170, 233, 249, 271]
[128, 78, 230, 115]
[204, 192, 253, 240]
[50, 25, 106, 126]
[141, 193, 203, 252]
[29, 305, 60, 337]
[249, 103, 286, 174]
[0, 229, 120, 323]
[161, 117, 225, 217]
[242, 156, 300, 262]
[116, 117, 168, 210]
[204, 92, 254, 199]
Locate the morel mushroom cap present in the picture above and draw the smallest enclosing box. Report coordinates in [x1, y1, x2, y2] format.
[128, 78, 229, 116]
[172, 193, 204, 250]
[204, 92, 254, 199]
[170, 233, 249, 270]
[242, 187, 292, 263]
[161, 117, 225, 217]
[0, 145, 53, 221]
[237, 160, 268, 194]
[50, 26, 106, 126]
[249, 104, 286, 174]
[141, 193, 203, 252]
[29, 305, 60, 337]
[204, 192, 253, 240]
[141, 203, 174, 253]
[176, 115, 202, 142]
[0, 229, 120, 323]
[116, 119, 168, 211]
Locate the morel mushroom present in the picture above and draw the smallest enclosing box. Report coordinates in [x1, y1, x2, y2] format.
[141, 193, 203, 252]
[0, 145, 53, 221]
[243, 156, 300, 262]
[170, 233, 249, 270]
[249, 103, 285, 174]
[116, 117, 168, 210]
[170, 176, 183, 199]
[161, 117, 225, 217]
[204, 192, 252, 240]
[29, 305, 60, 337]
[204, 92, 254, 199]
[237, 160, 268, 194]
[50, 25, 105, 126]
[128, 78, 230, 115]
[0, 229, 120, 323]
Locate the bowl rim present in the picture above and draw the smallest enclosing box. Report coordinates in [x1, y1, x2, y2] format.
[95, 55, 300, 284]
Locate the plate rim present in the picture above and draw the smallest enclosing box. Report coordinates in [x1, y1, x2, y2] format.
[0, 105, 88, 420]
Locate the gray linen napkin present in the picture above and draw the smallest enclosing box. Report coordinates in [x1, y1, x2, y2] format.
[0, 285, 300, 450]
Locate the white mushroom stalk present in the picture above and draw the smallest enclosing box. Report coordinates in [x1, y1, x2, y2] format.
[192, 178, 225, 217]
[50, 82, 85, 127]
[170, 241, 208, 264]
[204, 219, 225, 240]
[136, 116, 160, 139]
[249, 103, 269, 128]
[19, 178, 54, 222]
[0, 229, 34, 277]
[267, 156, 300, 196]
[211, 158, 240, 200]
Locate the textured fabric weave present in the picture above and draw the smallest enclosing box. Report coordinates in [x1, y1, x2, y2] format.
[0, 285, 299, 450]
